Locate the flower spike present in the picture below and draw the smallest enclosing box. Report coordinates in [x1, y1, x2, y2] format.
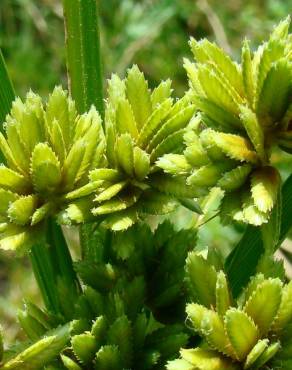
[62, 65, 202, 231]
[158, 17, 292, 226]
[0, 87, 105, 252]
[168, 252, 292, 370]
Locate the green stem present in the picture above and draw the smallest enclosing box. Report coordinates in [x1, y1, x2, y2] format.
[28, 0, 106, 313]
[62, 0, 104, 117]
[279, 174, 292, 245]
[30, 243, 60, 315]
[62, 0, 105, 256]
[46, 218, 81, 295]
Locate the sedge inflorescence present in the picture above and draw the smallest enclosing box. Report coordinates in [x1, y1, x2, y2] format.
[1, 222, 196, 370]
[0, 87, 105, 252]
[60, 65, 203, 231]
[0, 66, 203, 251]
[158, 17, 292, 226]
[0, 18, 291, 247]
[0, 15, 291, 370]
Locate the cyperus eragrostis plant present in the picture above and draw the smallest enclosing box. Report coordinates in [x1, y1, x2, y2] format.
[0, 10, 292, 370]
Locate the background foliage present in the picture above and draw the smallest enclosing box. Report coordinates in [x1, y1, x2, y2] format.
[1, 0, 291, 96]
[0, 0, 291, 344]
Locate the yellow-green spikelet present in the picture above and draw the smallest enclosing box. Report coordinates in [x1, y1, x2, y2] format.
[0, 87, 105, 252]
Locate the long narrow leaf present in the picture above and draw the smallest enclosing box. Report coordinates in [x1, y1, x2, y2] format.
[47, 219, 81, 294]
[30, 243, 60, 314]
[279, 174, 292, 244]
[225, 226, 264, 297]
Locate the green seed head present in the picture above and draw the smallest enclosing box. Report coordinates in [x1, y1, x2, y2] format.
[158, 17, 292, 226]
[61, 65, 202, 231]
[0, 87, 105, 252]
[169, 251, 292, 370]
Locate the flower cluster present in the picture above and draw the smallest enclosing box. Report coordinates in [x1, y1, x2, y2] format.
[1, 223, 196, 369]
[1, 17, 291, 251]
[167, 252, 292, 370]
[0, 87, 105, 252]
[60, 65, 203, 231]
[158, 17, 292, 225]
[0, 66, 205, 251]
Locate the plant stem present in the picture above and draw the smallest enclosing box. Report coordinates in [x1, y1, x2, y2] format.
[46, 219, 80, 294]
[62, 0, 104, 117]
[30, 243, 60, 315]
[62, 0, 105, 256]
[279, 174, 292, 245]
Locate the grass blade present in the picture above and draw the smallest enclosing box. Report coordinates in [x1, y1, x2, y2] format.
[30, 243, 60, 314]
[279, 174, 292, 244]
[225, 226, 264, 297]
[31, 219, 81, 317]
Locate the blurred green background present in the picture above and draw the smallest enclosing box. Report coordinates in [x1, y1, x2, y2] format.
[1, 0, 291, 97]
[0, 0, 291, 344]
